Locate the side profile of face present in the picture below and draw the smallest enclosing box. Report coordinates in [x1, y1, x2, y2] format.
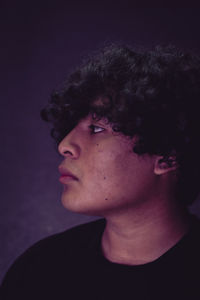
[58, 113, 165, 217]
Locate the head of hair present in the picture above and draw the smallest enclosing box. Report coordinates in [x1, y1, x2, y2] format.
[41, 43, 200, 206]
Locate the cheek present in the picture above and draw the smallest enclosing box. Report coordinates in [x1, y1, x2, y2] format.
[86, 145, 154, 203]
[86, 146, 132, 192]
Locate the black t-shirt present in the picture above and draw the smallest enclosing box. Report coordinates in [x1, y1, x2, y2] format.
[1, 215, 200, 300]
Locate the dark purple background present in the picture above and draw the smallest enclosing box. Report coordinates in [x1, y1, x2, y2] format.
[1, 1, 200, 282]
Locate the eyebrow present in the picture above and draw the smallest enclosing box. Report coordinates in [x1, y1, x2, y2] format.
[90, 114, 111, 127]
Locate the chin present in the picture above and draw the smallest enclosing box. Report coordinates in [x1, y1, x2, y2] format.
[61, 195, 105, 217]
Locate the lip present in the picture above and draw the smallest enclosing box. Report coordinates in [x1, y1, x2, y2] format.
[58, 166, 78, 181]
[59, 175, 78, 184]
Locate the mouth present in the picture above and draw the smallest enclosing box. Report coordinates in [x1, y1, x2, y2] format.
[58, 166, 79, 182]
[59, 175, 78, 184]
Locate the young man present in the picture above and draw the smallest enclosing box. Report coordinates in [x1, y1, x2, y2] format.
[1, 44, 200, 299]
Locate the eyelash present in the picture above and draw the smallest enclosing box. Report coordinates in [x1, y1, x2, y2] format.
[89, 124, 105, 134]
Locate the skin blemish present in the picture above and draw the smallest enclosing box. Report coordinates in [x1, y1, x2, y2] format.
[104, 177, 106, 180]
[96, 144, 99, 146]
[105, 198, 108, 201]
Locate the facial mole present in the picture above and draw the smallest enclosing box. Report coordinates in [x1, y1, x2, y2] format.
[105, 198, 108, 201]
[96, 144, 99, 146]
[104, 177, 106, 180]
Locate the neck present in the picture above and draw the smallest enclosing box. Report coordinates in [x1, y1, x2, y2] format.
[101, 196, 190, 266]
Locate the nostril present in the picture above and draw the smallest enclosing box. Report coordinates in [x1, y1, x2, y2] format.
[64, 150, 73, 155]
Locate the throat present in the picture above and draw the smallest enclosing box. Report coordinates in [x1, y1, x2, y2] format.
[101, 209, 190, 266]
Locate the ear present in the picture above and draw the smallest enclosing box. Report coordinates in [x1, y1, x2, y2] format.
[154, 155, 179, 175]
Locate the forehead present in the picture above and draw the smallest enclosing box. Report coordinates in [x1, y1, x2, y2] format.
[79, 97, 112, 124]
[89, 97, 112, 116]
[91, 97, 110, 107]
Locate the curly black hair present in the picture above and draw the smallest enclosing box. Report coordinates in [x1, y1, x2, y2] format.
[40, 44, 200, 206]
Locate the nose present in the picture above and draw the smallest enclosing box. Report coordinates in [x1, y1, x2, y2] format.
[58, 128, 81, 159]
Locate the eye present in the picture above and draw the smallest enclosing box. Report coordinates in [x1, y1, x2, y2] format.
[89, 124, 105, 134]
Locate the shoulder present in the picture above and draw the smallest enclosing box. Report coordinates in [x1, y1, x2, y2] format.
[0, 218, 105, 291]
[7, 217, 105, 263]
[25, 217, 105, 255]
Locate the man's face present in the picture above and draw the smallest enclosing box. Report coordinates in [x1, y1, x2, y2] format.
[58, 114, 158, 217]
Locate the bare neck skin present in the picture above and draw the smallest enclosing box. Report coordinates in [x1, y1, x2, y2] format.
[101, 187, 190, 266]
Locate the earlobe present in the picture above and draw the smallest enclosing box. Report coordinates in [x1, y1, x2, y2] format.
[154, 156, 178, 175]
